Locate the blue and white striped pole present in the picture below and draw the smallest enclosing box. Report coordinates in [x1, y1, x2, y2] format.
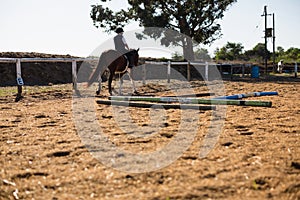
[213, 91, 278, 100]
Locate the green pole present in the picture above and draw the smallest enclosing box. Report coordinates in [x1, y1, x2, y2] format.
[110, 96, 272, 107]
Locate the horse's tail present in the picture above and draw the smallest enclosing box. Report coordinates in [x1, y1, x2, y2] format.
[87, 52, 108, 87]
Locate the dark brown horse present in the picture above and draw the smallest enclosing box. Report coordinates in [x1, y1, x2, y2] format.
[87, 49, 139, 95]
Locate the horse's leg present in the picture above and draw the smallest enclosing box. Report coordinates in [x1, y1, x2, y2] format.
[96, 74, 102, 95]
[127, 68, 137, 94]
[108, 73, 114, 96]
[119, 73, 123, 95]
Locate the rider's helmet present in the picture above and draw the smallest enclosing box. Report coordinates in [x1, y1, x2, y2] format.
[115, 27, 124, 34]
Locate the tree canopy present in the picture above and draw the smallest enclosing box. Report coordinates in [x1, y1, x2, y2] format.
[214, 42, 300, 63]
[214, 42, 244, 61]
[90, 0, 237, 60]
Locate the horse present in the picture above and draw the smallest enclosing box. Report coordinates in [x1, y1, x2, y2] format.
[87, 48, 139, 95]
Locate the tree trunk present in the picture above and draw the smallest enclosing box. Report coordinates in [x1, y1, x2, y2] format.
[183, 37, 195, 61]
[179, 17, 195, 61]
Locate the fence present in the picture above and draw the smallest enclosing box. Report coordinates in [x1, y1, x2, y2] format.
[1, 57, 298, 101]
[0, 57, 86, 84]
[0, 58, 214, 100]
[143, 61, 210, 83]
[0, 57, 90, 100]
[0, 58, 212, 85]
[217, 63, 252, 79]
[0, 58, 253, 100]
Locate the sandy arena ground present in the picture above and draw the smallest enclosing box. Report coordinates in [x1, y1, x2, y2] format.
[0, 77, 300, 200]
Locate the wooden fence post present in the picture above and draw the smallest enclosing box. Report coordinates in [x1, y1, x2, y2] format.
[187, 61, 191, 81]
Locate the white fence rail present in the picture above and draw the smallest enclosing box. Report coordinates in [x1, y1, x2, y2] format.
[0, 57, 94, 86]
[0, 58, 213, 101]
[144, 61, 211, 83]
[0, 57, 95, 100]
[0, 58, 213, 88]
[5, 57, 291, 100]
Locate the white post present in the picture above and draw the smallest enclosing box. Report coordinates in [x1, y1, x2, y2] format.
[167, 61, 171, 83]
[16, 58, 23, 101]
[205, 62, 208, 81]
[16, 59, 24, 86]
[72, 60, 77, 90]
[16, 59, 21, 78]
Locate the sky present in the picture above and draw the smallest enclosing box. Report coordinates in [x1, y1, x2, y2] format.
[0, 0, 299, 58]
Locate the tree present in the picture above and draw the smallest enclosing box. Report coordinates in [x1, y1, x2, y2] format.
[243, 43, 269, 62]
[285, 47, 300, 61]
[277, 46, 285, 56]
[275, 46, 285, 61]
[214, 42, 244, 61]
[171, 52, 184, 61]
[90, 0, 237, 60]
[194, 48, 211, 61]
[214, 47, 225, 60]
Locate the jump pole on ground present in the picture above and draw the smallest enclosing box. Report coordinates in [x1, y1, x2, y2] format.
[110, 96, 272, 107]
[97, 99, 216, 110]
[213, 91, 278, 100]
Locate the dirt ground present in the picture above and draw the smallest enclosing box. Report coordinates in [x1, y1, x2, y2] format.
[0, 73, 299, 200]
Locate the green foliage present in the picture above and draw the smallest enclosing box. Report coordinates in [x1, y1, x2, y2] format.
[276, 46, 284, 57]
[90, 2, 129, 31]
[194, 48, 211, 61]
[172, 48, 211, 61]
[214, 42, 244, 61]
[283, 47, 300, 62]
[243, 43, 269, 62]
[171, 52, 184, 61]
[90, 0, 237, 60]
[214, 42, 300, 63]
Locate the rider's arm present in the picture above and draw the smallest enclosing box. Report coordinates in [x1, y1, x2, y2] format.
[122, 36, 130, 50]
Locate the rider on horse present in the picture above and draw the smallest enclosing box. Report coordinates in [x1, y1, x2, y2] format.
[86, 27, 139, 95]
[114, 27, 135, 69]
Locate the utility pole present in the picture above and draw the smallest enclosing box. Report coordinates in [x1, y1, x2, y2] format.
[261, 5, 272, 74]
[272, 13, 276, 73]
